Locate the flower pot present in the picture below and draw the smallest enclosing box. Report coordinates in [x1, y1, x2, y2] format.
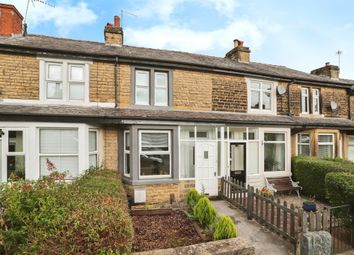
[303, 203, 316, 212]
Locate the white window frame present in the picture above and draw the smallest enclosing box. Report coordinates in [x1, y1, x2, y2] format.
[312, 88, 320, 115]
[247, 78, 277, 114]
[348, 135, 354, 161]
[123, 130, 130, 177]
[263, 132, 287, 172]
[138, 130, 172, 179]
[296, 133, 311, 156]
[3, 128, 26, 181]
[318, 133, 335, 158]
[135, 70, 150, 106]
[38, 128, 79, 179]
[89, 129, 99, 168]
[39, 58, 91, 104]
[154, 71, 169, 106]
[301, 87, 309, 114]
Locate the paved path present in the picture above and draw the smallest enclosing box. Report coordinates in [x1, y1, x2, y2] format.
[212, 200, 294, 255]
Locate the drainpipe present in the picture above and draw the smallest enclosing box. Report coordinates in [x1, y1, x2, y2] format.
[348, 93, 352, 120]
[114, 56, 119, 108]
[288, 79, 295, 116]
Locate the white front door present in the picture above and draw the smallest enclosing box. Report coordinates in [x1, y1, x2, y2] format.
[195, 141, 218, 196]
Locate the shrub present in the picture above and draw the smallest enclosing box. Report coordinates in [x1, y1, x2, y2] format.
[193, 197, 217, 227]
[325, 172, 354, 207]
[292, 156, 354, 201]
[213, 215, 237, 240]
[0, 169, 134, 255]
[186, 188, 202, 212]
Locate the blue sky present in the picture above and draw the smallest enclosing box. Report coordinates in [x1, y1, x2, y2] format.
[3, 0, 354, 79]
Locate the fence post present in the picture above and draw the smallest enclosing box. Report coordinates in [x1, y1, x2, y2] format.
[247, 185, 254, 220]
[352, 208, 354, 248]
[221, 177, 224, 197]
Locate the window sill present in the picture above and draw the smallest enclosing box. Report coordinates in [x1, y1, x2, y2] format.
[123, 178, 179, 186]
[299, 113, 324, 118]
[247, 110, 277, 115]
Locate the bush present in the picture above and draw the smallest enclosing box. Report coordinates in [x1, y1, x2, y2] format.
[213, 215, 237, 240]
[186, 188, 202, 213]
[292, 156, 354, 201]
[325, 172, 354, 207]
[193, 197, 217, 227]
[0, 169, 133, 255]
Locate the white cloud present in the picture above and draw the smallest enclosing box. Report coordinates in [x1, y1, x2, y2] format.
[134, 0, 240, 21]
[1, 0, 97, 36]
[125, 19, 263, 54]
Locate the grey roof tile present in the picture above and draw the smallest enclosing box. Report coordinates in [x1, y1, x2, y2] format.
[0, 34, 353, 86]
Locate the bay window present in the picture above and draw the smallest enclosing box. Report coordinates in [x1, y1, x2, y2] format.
[301, 88, 309, 114]
[89, 130, 98, 168]
[318, 134, 334, 158]
[7, 130, 25, 180]
[248, 80, 275, 113]
[41, 59, 89, 103]
[139, 131, 171, 177]
[134, 67, 171, 107]
[348, 136, 354, 162]
[39, 128, 79, 178]
[124, 131, 131, 176]
[297, 133, 310, 156]
[264, 133, 285, 172]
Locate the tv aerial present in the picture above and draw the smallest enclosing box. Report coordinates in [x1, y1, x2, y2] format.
[120, 9, 138, 28]
[24, 0, 55, 35]
[336, 49, 342, 68]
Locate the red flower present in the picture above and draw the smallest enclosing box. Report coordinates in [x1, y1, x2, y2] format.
[24, 184, 31, 191]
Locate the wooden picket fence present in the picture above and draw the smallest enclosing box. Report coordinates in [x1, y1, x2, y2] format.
[220, 177, 333, 250]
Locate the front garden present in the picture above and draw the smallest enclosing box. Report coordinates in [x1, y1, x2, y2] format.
[292, 156, 354, 207]
[0, 169, 133, 255]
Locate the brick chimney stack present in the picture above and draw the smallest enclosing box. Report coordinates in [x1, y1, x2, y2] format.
[0, 4, 23, 36]
[225, 39, 251, 63]
[104, 15, 123, 45]
[310, 62, 340, 79]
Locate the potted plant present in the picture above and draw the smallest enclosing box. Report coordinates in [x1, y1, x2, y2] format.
[302, 196, 316, 212]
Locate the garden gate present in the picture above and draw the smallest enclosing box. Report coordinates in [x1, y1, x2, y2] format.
[329, 204, 353, 254]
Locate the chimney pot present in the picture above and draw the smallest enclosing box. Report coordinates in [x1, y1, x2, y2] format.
[226, 39, 251, 63]
[311, 62, 339, 79]
[114, 15, 120, 27]
[104, 15, 123, 45]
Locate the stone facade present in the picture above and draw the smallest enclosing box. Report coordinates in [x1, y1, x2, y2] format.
[89, 61, 116, 103]
[118, 64, 131, 107]
[0, 53, 39, 99]
[212, 75, 248, 112]
[173, 69, 213, 110]
[103, 127, 118, 170]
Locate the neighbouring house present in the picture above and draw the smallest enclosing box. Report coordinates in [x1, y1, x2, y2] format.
[1, 3, 354, 205]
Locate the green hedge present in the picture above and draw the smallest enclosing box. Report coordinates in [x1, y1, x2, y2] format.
[325, 172, 354, 207]
[292, 156, 354, 201]
[0, 169, 133, 255]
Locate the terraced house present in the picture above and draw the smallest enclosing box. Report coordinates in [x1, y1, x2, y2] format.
[1, 3, 354, 204]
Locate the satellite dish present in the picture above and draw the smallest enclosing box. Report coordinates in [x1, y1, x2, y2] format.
[277, 85, 286, 95]
[330, 101, 337, 111]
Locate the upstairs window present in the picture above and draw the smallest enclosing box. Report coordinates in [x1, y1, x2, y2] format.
[301, 88, 309, 114]
[248, 79, 276, 113]
[133, 67, 171, 107]
[40, 59, 89, 103]
[312, 89, 320, 114]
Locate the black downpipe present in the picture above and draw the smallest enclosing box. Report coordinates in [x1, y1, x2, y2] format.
[288, 79, 295, 116]
[114, 56, 119, 108]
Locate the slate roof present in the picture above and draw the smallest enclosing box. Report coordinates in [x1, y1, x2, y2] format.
[0, 34, 353, 87]
[1, 104, 354, 129]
